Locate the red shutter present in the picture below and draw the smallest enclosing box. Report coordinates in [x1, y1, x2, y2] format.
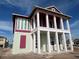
[20, 35, 26, 48]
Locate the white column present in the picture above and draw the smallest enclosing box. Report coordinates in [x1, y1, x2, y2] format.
[67, 20, 70, 30]
[46, 14, 49, 28]
[60, 17, 67, 52]
[33, 16, 35, 29]
[37, 30, 41, 53]
[60, 17, 64, 30]
[55, 32, 60, 53]
[62, 33, 67, 52]
[33, 33, 36, 53]
[37, 12, 40, 28]
[30, 20, 32, 30]
[54, 16, 57, 29]
[67, 19, 73, 51]
[47, 31, 51, 53]
[54, 16, 60, 52]
[69, 33, 73, 51]
[19, 19, 22, 30]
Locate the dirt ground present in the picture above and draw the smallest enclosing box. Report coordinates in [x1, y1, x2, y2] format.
[0, 48, 79, 59]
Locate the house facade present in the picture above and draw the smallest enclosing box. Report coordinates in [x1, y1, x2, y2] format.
[12, 6, 73, 54]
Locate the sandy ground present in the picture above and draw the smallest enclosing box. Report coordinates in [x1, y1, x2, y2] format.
[0, 48, 79, 59]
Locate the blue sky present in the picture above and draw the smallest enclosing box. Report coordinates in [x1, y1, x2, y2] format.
[0, 0, 79, 43]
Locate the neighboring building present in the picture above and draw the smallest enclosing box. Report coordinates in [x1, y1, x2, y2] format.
[73, 39, 79, 47]
[12, 6, 73, 54]
[0, 36, 7, 48]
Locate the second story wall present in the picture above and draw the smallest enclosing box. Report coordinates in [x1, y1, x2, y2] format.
[14, 17, 31, 31]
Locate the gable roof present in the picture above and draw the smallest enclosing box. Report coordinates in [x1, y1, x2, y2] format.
[29, 6, 71, 19]
[45, 5, 62, 14]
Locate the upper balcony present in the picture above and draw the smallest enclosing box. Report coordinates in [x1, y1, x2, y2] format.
[31, 11, 70, 32]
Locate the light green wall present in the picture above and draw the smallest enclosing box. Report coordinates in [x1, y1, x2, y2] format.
[12, 32, 32, 54]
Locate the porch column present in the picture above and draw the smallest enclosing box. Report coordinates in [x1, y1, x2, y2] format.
[54, 15, 60, 52]
[37, 30, 41, 53]
[55, 32, 60, 53]
[67, 20, 70, 30]
[54, 16, 57, 29]
[33, 16, 35, 29]
[67, 20, 73, 51]
[47, 31, 51, 53]
[37, 12, 40, 28]
[69, 33, 73, 51]
[60, 17, 67, 52]
[33, 33, 36, 53]
[60, 17, 64, 30]
[46, 14, 49, 28]
[62, 33, 67, 52]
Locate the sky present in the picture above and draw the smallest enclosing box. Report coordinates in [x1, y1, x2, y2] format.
[0, 0, 79, 44]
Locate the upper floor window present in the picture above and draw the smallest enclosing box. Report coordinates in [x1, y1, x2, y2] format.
[39, 12, 46, 27]
[56, 17, 62, 29]
[63, 18, 68, 30]
[48, 15, 54, 28]
[16, 17, 31, 30]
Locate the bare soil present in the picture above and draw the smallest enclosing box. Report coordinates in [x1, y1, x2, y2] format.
[0, 48, 79, 59]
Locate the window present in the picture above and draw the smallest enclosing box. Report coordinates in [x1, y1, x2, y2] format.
[28, 19, 31, 30]
[20, 35, 26, 48]
[16, 17, 30, 30]
[40, 13, 46, 27]
[49, 15, 54, 28]
[56, 17, 61, 29]
[63, 19, 68, 30]
[21, 19, 23, 29]
[16, 18, 20, 30]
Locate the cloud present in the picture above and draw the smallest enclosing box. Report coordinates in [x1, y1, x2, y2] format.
[0, 20, 12, 31]
[56, 0, 79, 13]
[70, 20, 79, 28]
[70, 20, 79, 39]
[0, 31, 6, 34]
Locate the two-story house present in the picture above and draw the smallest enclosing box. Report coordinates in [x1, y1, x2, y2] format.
[12, 6, 73, 54]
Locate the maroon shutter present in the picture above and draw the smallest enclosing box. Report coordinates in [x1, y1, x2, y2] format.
[20, 35, 26, 48]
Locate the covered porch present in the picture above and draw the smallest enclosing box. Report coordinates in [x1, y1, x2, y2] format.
[32, 31, 73, 54]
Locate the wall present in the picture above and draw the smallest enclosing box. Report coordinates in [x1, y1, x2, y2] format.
[12, 32, 32, 54]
